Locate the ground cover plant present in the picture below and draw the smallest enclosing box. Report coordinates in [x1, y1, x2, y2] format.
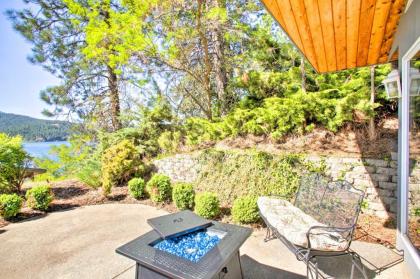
[194, 149, 325, 205]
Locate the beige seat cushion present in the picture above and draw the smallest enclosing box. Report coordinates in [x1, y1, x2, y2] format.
[257, 197, 348, 251]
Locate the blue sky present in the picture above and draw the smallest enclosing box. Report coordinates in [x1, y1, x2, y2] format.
[0, 1, 59, 120]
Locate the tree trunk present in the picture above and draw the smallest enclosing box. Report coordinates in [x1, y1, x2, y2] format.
[210, 0, 228, 116]
[197, 0, 213, 120]
[107, 65, 122, 131]
[102, 3, 121, 131]
[300, 56, 306, 92]
[368, 65, 376, 140]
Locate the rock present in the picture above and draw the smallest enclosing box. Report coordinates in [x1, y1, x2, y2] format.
[371, 174, 391, 182]
[375, 210, 390, 219]
[378, 189, 394, 197]
[354, 179, 377, 188]
[378, 182, 397, 190]
[376, 167, 397, 176]
[352, 165, 376, 173]
[364, 159, 389, 168]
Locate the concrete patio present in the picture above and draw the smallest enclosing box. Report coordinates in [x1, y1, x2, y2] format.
[0, 204, 411, 279]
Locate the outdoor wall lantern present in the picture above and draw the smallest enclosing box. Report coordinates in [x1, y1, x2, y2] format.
[383, 69, 402, 99]
[383, 68, 420, 99]
[409, 67, 420, 96]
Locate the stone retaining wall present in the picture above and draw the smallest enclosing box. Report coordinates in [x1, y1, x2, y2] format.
[153, 152, 420, 219]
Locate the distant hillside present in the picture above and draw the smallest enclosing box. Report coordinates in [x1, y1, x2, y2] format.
[0, 111, 72, 142]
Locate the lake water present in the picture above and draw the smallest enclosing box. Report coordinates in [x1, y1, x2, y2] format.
[23, 141, 69, 160]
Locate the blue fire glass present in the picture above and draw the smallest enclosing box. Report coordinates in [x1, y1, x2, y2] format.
[153, 230, 221, 263]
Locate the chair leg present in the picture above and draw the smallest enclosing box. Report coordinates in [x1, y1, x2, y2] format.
[351, 252, 368, 279]
[306, 256, 320, 279]
[264, 226, 275, 242]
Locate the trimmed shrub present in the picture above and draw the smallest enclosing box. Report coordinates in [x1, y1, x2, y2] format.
[172, 183, 195, 210]
[232, 196, 260, 224]
[25, 185, 54, 211]
[194, 192, 220, 219]
[101, 140, 143, 196]
[0, 194, 23, 219]
[128, 178, 146, 199]
[146, 174, 172, 203]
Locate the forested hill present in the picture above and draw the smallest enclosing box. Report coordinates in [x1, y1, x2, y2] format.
[0, 111, 72, 142]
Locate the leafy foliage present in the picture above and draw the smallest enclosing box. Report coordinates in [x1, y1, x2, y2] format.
[34, 136, 95, 181]
[128, 178, 146, 199]
[194, 149, 322, 205]
[231, 196, 260, 224]
[77, 159, 102, 188]
[101, 140, 142, 196]
[146, 174, 172, 203]
[185, 77, 387, 144]
[25, 185, 54, 211]
[0, 133, 29, 193]
[194, 192, 220, 219]
[0, 194, 23, 219]
[172, 183, 195, 210]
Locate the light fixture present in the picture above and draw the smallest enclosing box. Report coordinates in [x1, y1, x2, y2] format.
[382, 68, 420, 99]
[382, 69, 401, 99]
[409, 67, 420, 96]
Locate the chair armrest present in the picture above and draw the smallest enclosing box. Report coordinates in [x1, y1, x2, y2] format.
[306, 225, 354, 250]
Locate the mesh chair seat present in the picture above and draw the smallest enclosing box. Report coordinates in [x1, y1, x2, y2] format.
[258, 197, 348, 251]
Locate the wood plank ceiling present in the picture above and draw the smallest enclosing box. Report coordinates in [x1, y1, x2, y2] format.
[261, 0, 407, 73]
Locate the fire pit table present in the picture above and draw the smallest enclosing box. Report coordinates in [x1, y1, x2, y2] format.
[116, 210, 252, 279]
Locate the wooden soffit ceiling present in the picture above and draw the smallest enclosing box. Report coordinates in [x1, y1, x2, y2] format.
[260, 0, 407, 73]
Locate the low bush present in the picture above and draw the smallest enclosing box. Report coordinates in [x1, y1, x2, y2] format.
[128, 178, 146, 199]
[232, 196, 260, 224]
[25, 185, 54, 211]
[146, 174, 172, 203]
[194, 192, 220, 219]
[77, 160, 102, 188]
[172, 183, 195, 210]
[0, 194, 23, 219]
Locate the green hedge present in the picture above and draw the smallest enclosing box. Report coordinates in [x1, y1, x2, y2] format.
[128, 178, 146, 199]
[146, 174, 172, 203]
[26, 185, 54, 211]
[172, 183, 195, 210]
[232, 196, 260, 224]
[194, 192, 220, 219]
[0, 194, 23, 219]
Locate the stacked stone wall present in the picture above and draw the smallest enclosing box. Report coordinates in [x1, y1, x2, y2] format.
[153, 152, 420, 219]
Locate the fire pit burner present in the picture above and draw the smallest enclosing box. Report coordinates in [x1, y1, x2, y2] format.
[152, 229, 225, 263]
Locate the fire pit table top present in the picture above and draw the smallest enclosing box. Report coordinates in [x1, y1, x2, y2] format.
[147, 210, 212, 239]
[116, 215, 252, 279]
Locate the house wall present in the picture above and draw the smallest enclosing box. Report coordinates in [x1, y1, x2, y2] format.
[153, 152, 420, 219]
[391, 0, 420, 64]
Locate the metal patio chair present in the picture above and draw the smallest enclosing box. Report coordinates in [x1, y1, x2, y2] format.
[258, 172, 367, 279]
